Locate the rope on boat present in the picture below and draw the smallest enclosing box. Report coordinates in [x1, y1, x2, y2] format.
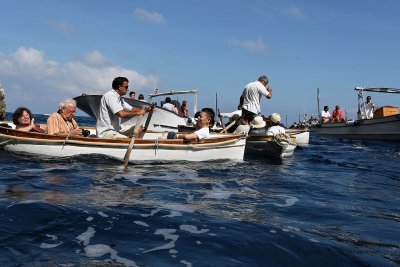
[62, 132, 71, 150]
[0, 139, 11, 146]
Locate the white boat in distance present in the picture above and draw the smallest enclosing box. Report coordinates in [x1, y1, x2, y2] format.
[74, 89, 199, 132]
[0, 125, 246, 162]
[314, 87, 400, 140]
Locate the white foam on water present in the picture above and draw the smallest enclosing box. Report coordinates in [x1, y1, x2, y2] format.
[98, 211, 108, 217]
[143, 229, 179, 253]
[86, 216, 94, 221]
[203, 185, 232, 200]
[196, 241, 202, 244]
[309, 238, 320, 243]
[76, 226, 96, 246]
[179, 224, 209, 234]
[134, 220, 149, 227]
[40, 242, 63, 248]
[180, 260, 193, 267]
[84, 244, 138, 267]
[270, 230, 277, 234]
[162, 210, 182, 218]
[40, 234, 63, 248]
[141, 208, 161, 217]
[272, 195, 299, 207]
[169, 249, 178, 254]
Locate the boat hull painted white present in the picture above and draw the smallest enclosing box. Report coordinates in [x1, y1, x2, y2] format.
[286, 129, 310, 145]
[4, 141, 245, 161]
[314, 114, 400, 140]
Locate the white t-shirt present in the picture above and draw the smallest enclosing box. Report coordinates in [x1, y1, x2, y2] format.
[195, 127, 209, 139]
[96, 90, 133, 137]
[220, 110, 242, 119]
[364, 101, 375, 119]
[234, 124, 250, 134]
[162, 102, 176, 112]
[320, 110, 331, 118]
[241, 80, 269, 114]
[266, 125, 286, 136]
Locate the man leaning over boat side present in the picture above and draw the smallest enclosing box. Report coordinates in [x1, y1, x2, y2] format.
[96, 76, 154, 139]
[241, 75, 272, 122]
[47, 99, 83, 136]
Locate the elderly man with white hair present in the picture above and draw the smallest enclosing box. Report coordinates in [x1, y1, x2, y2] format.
[47, 98, 83, 136]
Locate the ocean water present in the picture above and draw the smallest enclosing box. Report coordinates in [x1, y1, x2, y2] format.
[0, 114, 399, 266]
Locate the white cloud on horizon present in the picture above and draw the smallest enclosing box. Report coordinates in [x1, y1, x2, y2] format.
[132, 8, 165, 24]
[0, 47, 157, 112]
[227, 37, 268, 54]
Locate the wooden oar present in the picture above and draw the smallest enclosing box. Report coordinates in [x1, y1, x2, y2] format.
[123, 115, 145, 168]
[217, 109, 225, 131]
[220, 118, 239, 133]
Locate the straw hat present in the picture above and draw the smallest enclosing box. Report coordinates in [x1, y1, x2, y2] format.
[250, 116, 266, 128]
[269, 113, 281, 123]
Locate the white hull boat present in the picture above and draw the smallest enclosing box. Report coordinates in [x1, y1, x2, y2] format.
[314, 87, 400, 140]
[0, 125, 246, 162]
[286, 128, 310, 145]
[74, 90, 198, 132]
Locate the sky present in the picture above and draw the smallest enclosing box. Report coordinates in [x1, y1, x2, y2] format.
[1, 0, 400, 125]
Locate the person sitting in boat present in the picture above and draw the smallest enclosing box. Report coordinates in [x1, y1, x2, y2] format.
[248, 116, 268, 136]
[266, 113, 286, 136]
[233, 113, 251, 134]
[320, 106, 331, 123]
[12, 107, 46, 133]
[129, 91, 136, 100]
[138, 93, 147, 102]
[167, 108, 214, 140]
[0, 86, 6, 121]
[180, 100, 189, 117]
[162, 97, 178, 114]
[362, 96, 376, 119]
[331, 105, 346, 122]
[97, 77, 154, 139]
[47, 99, 83, 136]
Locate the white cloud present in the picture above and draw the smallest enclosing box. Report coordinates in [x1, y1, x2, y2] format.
[283, 5, 307, 21]
[0, 47, 157, 113]
[132, 8, 165, 24]
[49, 20, 75, 36]
[228, 37, 268, 54]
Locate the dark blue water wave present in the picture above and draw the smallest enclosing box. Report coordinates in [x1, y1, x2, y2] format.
[0, 116, 400, 266]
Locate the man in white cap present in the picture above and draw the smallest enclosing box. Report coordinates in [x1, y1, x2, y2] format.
[266, 113, 285, 136]
[241, 75, 272, 121]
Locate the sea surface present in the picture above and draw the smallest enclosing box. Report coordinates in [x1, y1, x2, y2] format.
[0, 114, 399, 267]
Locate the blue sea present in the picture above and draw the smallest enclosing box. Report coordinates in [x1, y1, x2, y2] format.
[0, 114, 399, 266]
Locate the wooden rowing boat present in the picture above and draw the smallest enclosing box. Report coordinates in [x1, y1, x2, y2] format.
[0, 124, 246, 162]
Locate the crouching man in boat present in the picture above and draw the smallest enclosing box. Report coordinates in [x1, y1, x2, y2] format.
[167, 108, 214, 140]
[47, 99, 83, 136]
[97, 77, 154, 139]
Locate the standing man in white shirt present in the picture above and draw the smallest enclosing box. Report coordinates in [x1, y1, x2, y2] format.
[96, 76, 154, 138]
[364, 96, 376, 119]
[241, 75, 272, 121]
